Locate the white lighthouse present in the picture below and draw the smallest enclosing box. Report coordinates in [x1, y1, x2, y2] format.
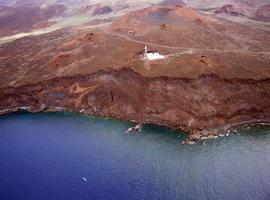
[143, 45, 165, 61]
[144, 45, 148, 59]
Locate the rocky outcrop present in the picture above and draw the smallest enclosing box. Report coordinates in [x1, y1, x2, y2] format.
[1, 68, 270, 140]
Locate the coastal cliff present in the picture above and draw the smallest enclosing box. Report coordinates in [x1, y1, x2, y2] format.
[1, 68, 270, 140]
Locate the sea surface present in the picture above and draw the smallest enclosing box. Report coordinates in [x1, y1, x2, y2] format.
[0, 113, 270, 200]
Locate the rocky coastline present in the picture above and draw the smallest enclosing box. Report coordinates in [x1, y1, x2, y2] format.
[1, 68, 270, 141]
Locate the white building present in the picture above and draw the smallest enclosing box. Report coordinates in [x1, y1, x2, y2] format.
[144, 46, 165, 61]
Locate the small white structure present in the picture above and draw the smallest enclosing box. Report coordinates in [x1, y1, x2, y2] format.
[144, 46, 165, 61]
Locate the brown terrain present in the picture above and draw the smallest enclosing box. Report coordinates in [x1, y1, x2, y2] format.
[0, 2, 270, 141]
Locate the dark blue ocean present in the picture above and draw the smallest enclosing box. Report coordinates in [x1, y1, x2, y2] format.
[0, 113, 270, 200]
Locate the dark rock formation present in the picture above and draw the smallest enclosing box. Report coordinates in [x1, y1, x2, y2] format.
[93, 6, 113, 16]
[251, 4, 270, 22]
[214, 4, 245, 16]
[0, 5, 65, 37]
[1, 68, 269, 140]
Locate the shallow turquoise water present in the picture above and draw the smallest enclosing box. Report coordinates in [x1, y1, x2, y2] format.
[0, 113, 270, 200]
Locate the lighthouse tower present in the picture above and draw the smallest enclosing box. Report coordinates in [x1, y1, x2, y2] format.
[144, 45, 148, 59]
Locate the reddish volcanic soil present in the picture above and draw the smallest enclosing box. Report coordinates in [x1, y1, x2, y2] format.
[111, 5, 270, 51]
[0, 4, 270, 140]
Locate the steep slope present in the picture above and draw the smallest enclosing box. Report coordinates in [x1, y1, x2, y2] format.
[1, 68, 270, 141]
